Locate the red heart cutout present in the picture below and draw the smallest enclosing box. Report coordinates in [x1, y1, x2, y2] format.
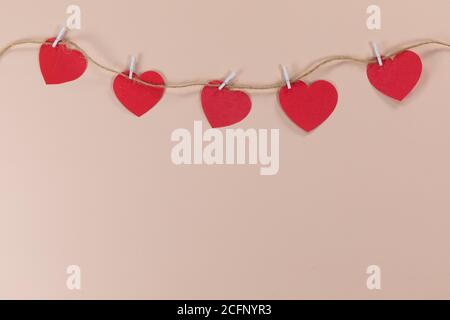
[367, 50, 422, 101]
[39, 38, 87, 85]
[201, 81, 252, 128]
[113, 71, 165, 117]
[278, 80, 338, 132]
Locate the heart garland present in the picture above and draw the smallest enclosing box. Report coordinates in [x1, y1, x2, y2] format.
[37, 38, 424, 132]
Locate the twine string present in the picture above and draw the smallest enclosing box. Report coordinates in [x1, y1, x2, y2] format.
[1, 38, 450, 91]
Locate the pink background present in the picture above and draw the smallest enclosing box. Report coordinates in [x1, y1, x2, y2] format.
[1, 0, 450, 299]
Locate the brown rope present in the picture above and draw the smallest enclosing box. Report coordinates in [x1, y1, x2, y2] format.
[1, 38, 449, 91]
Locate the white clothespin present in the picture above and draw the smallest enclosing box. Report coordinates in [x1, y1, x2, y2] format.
[52, 26, 67, 48]
[281, 65, 291, 90]
[371, 42, 383, 66]
[129, 56, 136, 79]
[218, 71, 236, 90]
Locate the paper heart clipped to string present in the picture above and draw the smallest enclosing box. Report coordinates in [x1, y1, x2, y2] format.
[278, 80, 338, 132]
[113, 71, 165, 117]
[367, 50, 422, 101]
[201, 80, 252, 128]
[39, 38, 87, 85]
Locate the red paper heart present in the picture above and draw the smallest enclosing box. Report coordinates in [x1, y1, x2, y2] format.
[113, 71, 165, 117]
[367, 50, 422, 101]
[39, 38, 87, 85]
[201, 81, 252, 128]
[278, 80, 338, 132]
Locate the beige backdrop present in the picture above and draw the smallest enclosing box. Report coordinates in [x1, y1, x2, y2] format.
[1, 0, 450, 299]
